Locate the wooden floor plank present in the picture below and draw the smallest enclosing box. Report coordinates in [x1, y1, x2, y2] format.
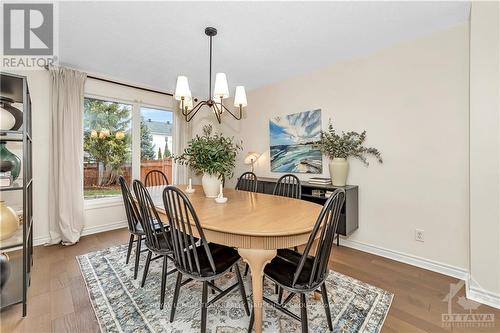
[23, 313, 52, 333]
[50, 287, 75, 320]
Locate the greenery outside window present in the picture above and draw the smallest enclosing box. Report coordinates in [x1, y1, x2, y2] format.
[83, 97, 132, 200]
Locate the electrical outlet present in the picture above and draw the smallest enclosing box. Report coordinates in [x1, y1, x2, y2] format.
[415, 229, 425, 242]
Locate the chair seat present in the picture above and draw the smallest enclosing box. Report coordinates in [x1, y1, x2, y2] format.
[264, 249, 319, 290]
[179, 243, 240, 278]
[144, 230, 173, 255]
[135, 219, 163, 234]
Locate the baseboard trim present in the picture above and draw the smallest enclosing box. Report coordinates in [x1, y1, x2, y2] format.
[340, 238, 470, 281]
[81, 220, 127, 237]
[467, 285, 500, 310]
[33, 220, 127, 247]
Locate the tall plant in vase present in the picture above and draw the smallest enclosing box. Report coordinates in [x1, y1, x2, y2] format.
[174, 125, 242, 197]
[315, 121, 382, 186]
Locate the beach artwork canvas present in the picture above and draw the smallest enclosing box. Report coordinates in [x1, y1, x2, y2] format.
[269, 109, 322, 173]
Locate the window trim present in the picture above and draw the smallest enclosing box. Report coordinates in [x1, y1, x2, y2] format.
[84, 92, 136, 105]
[84, 196, 123, 210]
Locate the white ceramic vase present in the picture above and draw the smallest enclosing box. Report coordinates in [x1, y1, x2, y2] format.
[201, 173, 221, 198]
[329, 158, 349, 186]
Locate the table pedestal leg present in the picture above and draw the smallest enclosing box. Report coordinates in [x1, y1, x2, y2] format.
[310, 239, 323, 300]
[238, 248, 276, 333]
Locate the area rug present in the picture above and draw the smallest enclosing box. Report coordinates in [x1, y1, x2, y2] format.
[77, 244, 393, 333]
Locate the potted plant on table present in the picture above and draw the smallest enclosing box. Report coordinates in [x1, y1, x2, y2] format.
[315, 121, 383, 186]
[174, 125, 242, 197]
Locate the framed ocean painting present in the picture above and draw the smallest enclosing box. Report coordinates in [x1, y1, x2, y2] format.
[269, 109, 322, 173]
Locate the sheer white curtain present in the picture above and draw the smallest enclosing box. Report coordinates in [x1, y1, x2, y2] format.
[172, 104, 191, 185]
[47, 66, 87, 245]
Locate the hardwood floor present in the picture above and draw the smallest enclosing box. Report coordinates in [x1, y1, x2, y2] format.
[1, 227, 499, 332]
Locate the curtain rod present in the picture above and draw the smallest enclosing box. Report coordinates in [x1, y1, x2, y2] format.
[44, 65, 173, 97]
[87, 75, 173, 97]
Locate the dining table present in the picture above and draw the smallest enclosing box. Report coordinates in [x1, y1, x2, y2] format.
[147, 184, 322, 333]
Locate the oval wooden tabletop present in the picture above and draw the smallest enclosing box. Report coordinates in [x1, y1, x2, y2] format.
[147, 185, 322, 237]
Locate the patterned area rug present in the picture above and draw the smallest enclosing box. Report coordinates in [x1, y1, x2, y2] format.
[77, 244, 393, 333]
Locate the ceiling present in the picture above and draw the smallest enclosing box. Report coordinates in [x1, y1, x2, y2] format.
[59, 1, 470, 98]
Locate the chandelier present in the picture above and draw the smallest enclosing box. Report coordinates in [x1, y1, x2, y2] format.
[174, 27, 247, 124]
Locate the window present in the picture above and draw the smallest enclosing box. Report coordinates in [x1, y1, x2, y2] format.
[83, 95, 174, 201]
[83, 97, 132, 200]
[140, 107, 174, 184]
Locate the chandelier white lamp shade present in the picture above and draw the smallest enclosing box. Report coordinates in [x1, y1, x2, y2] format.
[174, 27, 247, 124]
[174, 76, 191, 101]
[234, 86, 247, 107]
[213, 73, 229, 99]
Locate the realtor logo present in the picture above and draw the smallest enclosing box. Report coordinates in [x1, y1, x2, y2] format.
[3, 3, 54, 55]
[442, 281, 495, 328]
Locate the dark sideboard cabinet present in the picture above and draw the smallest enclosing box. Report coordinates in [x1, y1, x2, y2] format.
[256, 177, 359, 245]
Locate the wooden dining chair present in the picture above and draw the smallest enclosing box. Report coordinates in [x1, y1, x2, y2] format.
[235, 171, 258, 192]
[273, 174, 301, 199]
[144, 169, 169, 187]
[162, 186, 250, 332]
[248, 188, 346, 333]
[133, 180, 176, 309]
[118, 176, 147, 280]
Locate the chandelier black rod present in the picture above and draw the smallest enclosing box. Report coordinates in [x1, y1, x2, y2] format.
[184, 100, 207, 122]
[209, 35, 213, 99]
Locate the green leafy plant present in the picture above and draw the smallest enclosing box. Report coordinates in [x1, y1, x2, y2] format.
[163, 142, 171, 158]
[315, 120, 383, 166]
[140, 117, 156, 160]
[174, 125, 242, 179]
[83, 98, 131, 186]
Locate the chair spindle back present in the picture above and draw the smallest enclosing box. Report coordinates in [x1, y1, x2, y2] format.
[119, 176, 141, 234]
[145, 170, 170, 187]
[162, 186, 216, 276]
[133, 180, 171, 252]
[235, 172, 258, 192]
[273, 174, 301, 199]
[293, 188, 345, 289]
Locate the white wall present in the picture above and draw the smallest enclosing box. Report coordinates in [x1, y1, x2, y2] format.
[222, 24, 470, 273]
[469, 1, 500, 308]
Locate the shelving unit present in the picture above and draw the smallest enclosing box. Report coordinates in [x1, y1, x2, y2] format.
[255, 177, 358, 246]
[0, 72, 33, 317]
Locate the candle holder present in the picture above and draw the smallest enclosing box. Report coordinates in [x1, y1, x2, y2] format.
[186, 178, 195, 193]
[215, 196, 228, 204]
[215, 183, 227, 203]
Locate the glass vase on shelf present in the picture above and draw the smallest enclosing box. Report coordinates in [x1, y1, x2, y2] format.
[0, 142, 21, 181]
